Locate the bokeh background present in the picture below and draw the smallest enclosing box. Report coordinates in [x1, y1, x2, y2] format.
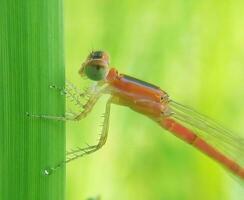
[64, 0, 244, 200]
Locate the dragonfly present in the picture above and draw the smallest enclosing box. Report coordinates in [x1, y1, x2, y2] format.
[28, 50, 244, 179]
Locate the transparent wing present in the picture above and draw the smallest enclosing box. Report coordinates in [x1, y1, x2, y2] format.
[168, 100, 244, 166]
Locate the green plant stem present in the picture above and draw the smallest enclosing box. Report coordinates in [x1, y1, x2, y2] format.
[0, 0, 65, 200]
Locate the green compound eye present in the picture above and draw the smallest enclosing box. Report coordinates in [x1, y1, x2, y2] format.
[84, 65, 107, 81]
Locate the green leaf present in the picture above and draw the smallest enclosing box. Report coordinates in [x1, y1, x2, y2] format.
[0, 0, 65, 200]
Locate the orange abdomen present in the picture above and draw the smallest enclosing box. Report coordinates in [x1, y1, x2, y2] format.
[161, 118, 244, 179]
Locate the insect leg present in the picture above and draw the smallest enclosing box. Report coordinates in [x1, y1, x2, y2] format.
[26, 84, 104, 121]
[44, 97, 113, 175]
[66, 97, 112, 160]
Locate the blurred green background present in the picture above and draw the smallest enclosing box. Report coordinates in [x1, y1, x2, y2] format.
[64, 0, 244, 200]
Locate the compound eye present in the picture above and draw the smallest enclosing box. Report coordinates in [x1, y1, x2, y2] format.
[84, 65, 107, 81]
[91, 51, 104, 59]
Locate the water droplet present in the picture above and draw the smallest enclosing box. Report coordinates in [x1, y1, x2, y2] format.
[42, 167, 53, 176]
